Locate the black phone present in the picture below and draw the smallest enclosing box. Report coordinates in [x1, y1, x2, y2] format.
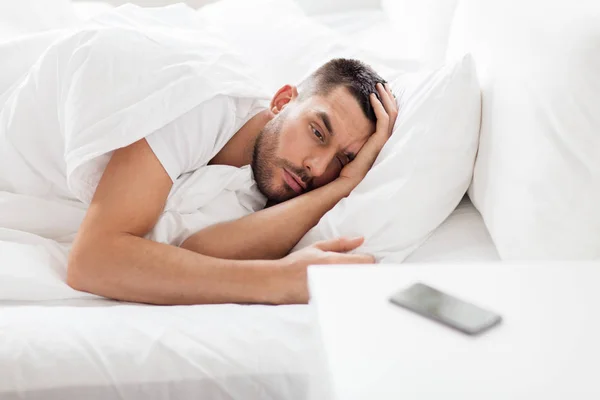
[389, 282, 502, 335]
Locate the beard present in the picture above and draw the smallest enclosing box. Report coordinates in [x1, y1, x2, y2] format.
[252, 112, 311, 203]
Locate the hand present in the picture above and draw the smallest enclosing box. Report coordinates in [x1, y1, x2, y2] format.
[278, 236, 375, 304]
[338, 82, 398, 189]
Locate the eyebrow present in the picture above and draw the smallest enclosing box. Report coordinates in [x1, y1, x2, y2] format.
[316, 110, 356, 161]
[317, 111, 334, 137]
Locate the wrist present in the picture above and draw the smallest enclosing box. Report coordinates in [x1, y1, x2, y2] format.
[268, 257, 309, 305]
[331, 176, 357, 198]
[301, 176, 354, 212]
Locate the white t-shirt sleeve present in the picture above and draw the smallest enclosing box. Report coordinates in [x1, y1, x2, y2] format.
[144, 95, 236, 182]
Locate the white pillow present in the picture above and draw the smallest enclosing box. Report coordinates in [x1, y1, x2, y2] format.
[0, 0, 78, 42]
[381, 0, 459, 68]
[72, 1, 115, 21]
[294, 55, 481, 262]
[314, 10, 423, 71]
[197, 0, 419, 94]
[447, 0, 600, 259]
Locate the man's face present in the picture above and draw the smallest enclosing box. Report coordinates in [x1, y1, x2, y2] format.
[252, 85, 374, 203]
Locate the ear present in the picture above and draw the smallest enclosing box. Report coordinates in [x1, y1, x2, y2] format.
[270, 84, 298, 115]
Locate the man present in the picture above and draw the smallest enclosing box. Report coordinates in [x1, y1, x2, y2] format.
[66, 58, 398, 305]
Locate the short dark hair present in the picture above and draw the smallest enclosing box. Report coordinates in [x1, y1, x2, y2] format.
[298, 58, 386, 124]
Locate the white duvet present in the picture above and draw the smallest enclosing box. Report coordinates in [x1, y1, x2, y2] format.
[0, 299, 327, 400]
[0, 6, 333, 399]
[0, 5, 269, 301]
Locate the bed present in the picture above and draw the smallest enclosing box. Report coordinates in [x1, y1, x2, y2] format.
[0, 2, 499, 399]
[0, 197, 496, 400]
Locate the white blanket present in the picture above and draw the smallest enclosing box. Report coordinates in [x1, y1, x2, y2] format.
[0, 4, 269, 301]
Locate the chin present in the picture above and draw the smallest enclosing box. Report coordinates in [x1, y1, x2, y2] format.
[267, 181, 298, 204]
[254, 163, 298, 203]
[268, 187, 296, 204]
[255, 174, 288, 204]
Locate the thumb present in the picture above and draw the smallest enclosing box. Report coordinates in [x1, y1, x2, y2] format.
[314, 236, 364, 253]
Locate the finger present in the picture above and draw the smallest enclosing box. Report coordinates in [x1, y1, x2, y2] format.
[314, 236, 365, 253]
[360, 95, 391, 151]
[382, 83, 398, 133]
[349, 124, 387, 168]
[384, 83, 398, 112]
[383, 82, 394, 99]
[314, 236, 364, 253]
[329, 253, 376, 264]
[349, 93, 394, 167]
[377, 82, 396, 117]
[379, 83, 398, 132]
[369, 93, 389, 136]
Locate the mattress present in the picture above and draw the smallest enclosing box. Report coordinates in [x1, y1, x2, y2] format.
[0, 3, 499, 400]
[0, 197, 497, 399]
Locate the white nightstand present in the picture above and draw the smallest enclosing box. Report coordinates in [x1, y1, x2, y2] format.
[308, 263, 600, 400]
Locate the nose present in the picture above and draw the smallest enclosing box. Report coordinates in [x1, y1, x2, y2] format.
[303, 149, 335, 179]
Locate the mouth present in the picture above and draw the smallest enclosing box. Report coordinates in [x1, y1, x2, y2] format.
[282, 168, 306, 194]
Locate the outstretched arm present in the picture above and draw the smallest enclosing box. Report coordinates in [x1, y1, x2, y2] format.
[181, 82, 398, 260]
[67, 139, 372, 305]
[180, 178, 354, 260]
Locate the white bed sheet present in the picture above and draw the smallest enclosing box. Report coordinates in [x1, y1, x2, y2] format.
[0, 4, 499, 400]
[405, 196, 500, 262]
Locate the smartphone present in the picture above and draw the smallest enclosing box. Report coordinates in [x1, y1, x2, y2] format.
[389, 282, 502, 335]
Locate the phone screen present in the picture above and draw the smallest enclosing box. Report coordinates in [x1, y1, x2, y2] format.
[389, 282, 502, 335]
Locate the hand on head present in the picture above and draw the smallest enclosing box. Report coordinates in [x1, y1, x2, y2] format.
[337, 82, 398, 189]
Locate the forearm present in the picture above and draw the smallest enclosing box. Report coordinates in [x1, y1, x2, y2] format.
[67, 233, 291, 305]
[181, 178, 354, 260]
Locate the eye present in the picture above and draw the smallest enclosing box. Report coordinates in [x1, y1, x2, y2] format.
[311, 126, 324, 142]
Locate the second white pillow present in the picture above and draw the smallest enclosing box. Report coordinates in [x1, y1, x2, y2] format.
[447, 0, 600, 259]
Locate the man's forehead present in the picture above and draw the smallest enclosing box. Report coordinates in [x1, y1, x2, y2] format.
[308, 87, 373, 140]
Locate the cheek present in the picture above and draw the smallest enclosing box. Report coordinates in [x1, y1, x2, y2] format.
[277, 126, 313, 166]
